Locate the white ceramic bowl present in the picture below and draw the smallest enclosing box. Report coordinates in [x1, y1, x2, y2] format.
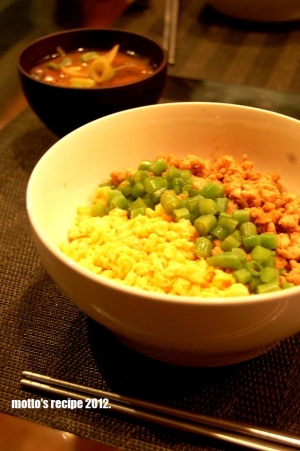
[27, 102, 300, 367]
[207, 0, 300, 22]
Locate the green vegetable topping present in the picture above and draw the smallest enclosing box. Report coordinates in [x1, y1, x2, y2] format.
[47, 57, 72, 70]
[207, 253, 243, 270]
[93, 156, 293, 295]
[194, 214, 217, 236]
[199, 198, 217, 215]
[233, 268, 252, 284]
[200, 182, 225, 199]
[80, 51, 100, 62]
[160, 190, 180, 214]
[173, 207, 190, 222]
[194, 237, 212, 259]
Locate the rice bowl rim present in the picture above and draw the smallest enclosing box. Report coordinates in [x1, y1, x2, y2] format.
[26, 102, 300, 307]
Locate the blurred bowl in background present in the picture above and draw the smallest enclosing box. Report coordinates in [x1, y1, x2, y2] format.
[18, 28, 167, 137]
[207, 0, 300, 22]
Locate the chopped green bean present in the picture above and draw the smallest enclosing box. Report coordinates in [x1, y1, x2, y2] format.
[256, 280, 280, 294]
[231, 247, 247, 263]
[219, 212, 232, 218]
[194, 214, 217, 236]
[142, 194, 154, 208]
[91, 201, 106, 217]
[150, 187, 166, 205]
[220, 234, 241, 251]
[245, 260, 263, 277]
[199, 198, 217, 215]
[173, 207, 190, 222]
[233, 268, 252, 284]
[207, 252, 243, 270]
[98, 180, 114, 188]
[282, 281, 295, 289]
[182, 184, 192, 193]
[160, 190, 180, 214]
[129, 197, 147, 210]
[189, 188, 203, 197]
[215, 197, 229, 213]
[144, 177, 167, 194]
[185, 195, 204, 213]
[138, 160, 152, 170]
[200, 182, 225, 199]
[194, 237, 212, 258]
[107, 189, 120, 203]
[264, 255, 276, 268]
[232, 209, 250, 225]
[179, 198, 188, 208]
[251, 245, 272, 265]
[218, 215, 239, 234]
[211, 224, 230, 240]
[92, 157, 290, 297]
[242, 235, 261, 251]
[260, 233, 278, 250]
[240, 221, 257, 236]
[260, 267, 277, 283]
[149, 158, 168, 176]
[131, 207, 146, 218]
[131, 182, 146, 198]
[179, 169, 192, 181]
[132, 170, 149, 183]
[126, 195, 136, 204]
[172, 177, 185, 194]
[189, 210, 201, 224]
[118, 179, 132, 197]
[110, 192, 129, 210]
[249, 276, 261, 293]
[165, 166, 181, 180]
[230, 229, 242, 242]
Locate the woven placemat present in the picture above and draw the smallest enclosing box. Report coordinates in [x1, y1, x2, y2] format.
[113, 0, 300, 94]
[0, 107, 300, 451]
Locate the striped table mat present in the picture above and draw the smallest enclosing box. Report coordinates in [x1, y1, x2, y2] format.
[114, 0, 300, 94]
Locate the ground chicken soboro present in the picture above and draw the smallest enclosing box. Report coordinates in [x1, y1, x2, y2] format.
[61, 154, 300, 295]
[164, 154, 300, 285]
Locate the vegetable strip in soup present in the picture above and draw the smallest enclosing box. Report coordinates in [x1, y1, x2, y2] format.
[30, 45, 154, 88]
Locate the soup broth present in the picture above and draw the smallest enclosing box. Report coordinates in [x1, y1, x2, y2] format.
[30, 46, 155, 88]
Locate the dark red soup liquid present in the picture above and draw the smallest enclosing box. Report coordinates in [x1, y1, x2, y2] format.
[30, 47, 155, 87]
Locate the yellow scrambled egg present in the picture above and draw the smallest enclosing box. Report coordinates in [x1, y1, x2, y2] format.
[61, 203, 249, 297]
